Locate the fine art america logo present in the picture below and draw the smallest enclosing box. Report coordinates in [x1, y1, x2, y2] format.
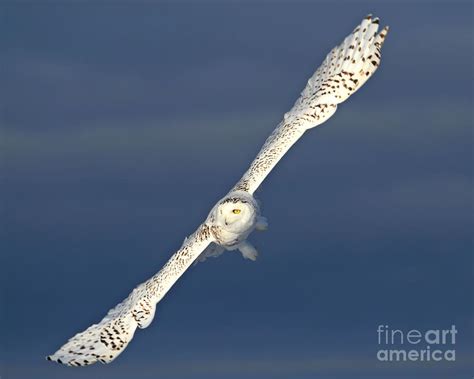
[376, 325, 457, 362]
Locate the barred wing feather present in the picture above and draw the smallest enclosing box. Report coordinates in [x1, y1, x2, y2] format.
[232, 15, 389, 195]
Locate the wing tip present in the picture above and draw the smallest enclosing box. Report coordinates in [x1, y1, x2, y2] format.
[378, 25, 390, 45]
[46, 354, 67, 365]
[47, 353, 103, 367]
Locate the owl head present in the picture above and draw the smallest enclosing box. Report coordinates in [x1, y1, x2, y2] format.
[210, 192, 259, 234]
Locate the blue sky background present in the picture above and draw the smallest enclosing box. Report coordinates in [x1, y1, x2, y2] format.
[1, 2, 472, 379]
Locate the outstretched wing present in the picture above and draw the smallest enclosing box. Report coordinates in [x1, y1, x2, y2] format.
[232, 15, 389, 195]
[47, 224, 215, 366]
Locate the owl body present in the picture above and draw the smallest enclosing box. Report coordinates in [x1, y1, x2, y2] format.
[200, 191, 263, 261]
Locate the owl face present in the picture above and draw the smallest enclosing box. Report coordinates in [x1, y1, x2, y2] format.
[211, 192, 259, 235]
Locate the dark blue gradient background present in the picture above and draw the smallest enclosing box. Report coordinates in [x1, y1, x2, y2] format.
[1, 2, 472, 378]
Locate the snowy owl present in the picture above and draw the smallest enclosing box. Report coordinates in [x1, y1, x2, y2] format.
[48, 15, 389, 366]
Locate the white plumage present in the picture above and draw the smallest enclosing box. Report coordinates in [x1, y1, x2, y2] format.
[48, 15, 388, 366]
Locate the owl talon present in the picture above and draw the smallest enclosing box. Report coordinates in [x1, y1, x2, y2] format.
[238, 241, 259, 261]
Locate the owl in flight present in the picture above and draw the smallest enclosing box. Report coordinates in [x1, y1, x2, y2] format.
[48, 15, 388, 366]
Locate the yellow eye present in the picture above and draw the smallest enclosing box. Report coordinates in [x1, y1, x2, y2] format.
[232, 209, 241, 214]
